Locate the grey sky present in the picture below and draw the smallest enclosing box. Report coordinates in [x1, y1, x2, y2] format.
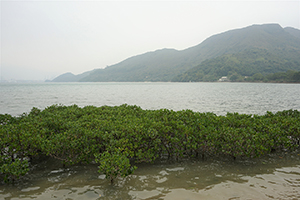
[1, 0, 299, 80]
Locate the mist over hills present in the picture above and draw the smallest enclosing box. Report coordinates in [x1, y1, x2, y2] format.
[52, 24, 300, 82]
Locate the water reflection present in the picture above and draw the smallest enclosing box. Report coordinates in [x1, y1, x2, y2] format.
[1, 151, 300, 200]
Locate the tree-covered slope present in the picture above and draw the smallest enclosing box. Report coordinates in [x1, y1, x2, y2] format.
[172, 48, 300, 82]
[181, 24, 300, 66]
[52, 23, 300, 82]
[80, 49, 184, 82]
[51, 72, 77, 82]
[52, 70, 96, 82]
[284, 27, 300, 40]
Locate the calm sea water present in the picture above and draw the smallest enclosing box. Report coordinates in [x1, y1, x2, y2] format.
[1, 82, 300, 116]
[1, 82, 300, 200]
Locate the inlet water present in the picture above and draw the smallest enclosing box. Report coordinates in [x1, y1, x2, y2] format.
[1, 152, 300, 199]
[1, 82, 300, 116]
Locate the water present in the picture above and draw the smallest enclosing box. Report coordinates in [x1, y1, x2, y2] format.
[1, 153, 300, 199]
[1, 82, 300, 116]
[1, 82, 300, 199]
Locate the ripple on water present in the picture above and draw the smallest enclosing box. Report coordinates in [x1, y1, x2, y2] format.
[1, 164, 300, 199]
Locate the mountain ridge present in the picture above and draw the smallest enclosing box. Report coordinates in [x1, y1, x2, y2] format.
[51, 23, 300, 82]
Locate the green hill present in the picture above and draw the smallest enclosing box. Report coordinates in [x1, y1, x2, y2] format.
[51, 24, 300, 82]
[284, 27, 300, 40]
[52, 70, 95, 82]
[172, 48, 300, 82]
[80, 49, 183, 82]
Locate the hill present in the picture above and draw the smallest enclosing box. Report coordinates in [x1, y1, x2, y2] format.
[52, 23, 300, 82]
[80, 48, 183, 82]
[52, 70, 95, 82]
[172, 48, 300, 82]
[284, 27, 300, 40]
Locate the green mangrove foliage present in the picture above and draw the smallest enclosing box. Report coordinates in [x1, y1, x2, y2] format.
[95, 149, 137, 184]
[1, 105, 300, 183]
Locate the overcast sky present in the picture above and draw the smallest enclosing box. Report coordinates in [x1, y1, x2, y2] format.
[1, 0, 300, 80]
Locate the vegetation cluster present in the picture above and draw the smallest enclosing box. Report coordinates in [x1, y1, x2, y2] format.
[1, 104, 300, 183]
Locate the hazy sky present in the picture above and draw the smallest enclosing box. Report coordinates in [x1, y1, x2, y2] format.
[1, 0, 300, 80]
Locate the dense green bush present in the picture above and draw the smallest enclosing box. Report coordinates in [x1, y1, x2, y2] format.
[1, 104, 300, 183]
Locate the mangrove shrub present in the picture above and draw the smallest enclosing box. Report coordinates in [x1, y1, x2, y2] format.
[1, 104, 300, 183]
